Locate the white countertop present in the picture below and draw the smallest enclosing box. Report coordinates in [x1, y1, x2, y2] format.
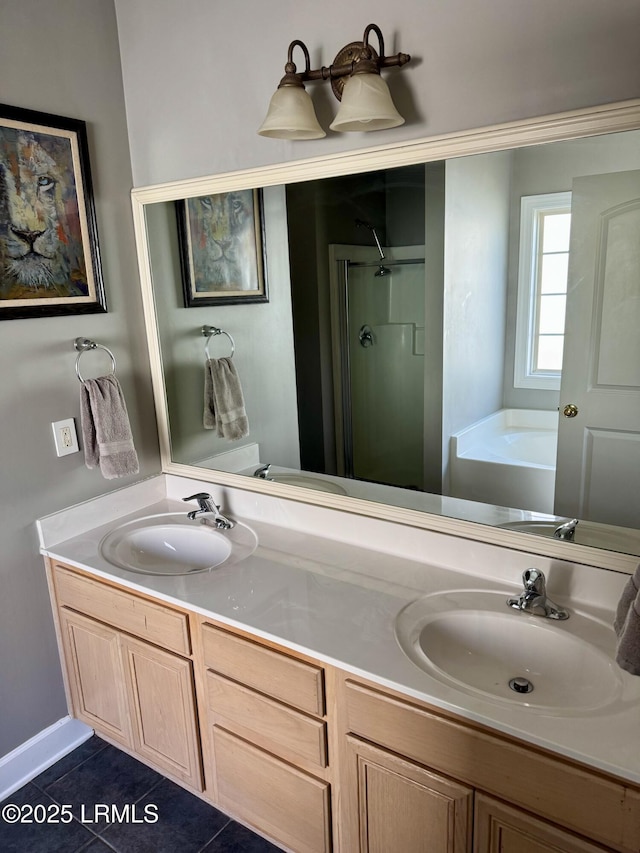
[38, 477, 640, 786]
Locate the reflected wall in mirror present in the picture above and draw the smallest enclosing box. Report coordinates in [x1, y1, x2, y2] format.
[136, 106, 640, 560]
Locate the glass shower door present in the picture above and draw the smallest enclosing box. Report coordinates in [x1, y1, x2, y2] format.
[345, 259, 426, 489]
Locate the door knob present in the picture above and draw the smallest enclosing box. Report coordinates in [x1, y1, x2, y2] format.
[562, 403, 579, 418]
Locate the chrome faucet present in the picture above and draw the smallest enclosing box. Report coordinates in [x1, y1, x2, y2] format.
[253, 463, 272, 480]
[554, 518, 579, 541]
[182, 493, 234, 529]
[507, 569, 569, 620]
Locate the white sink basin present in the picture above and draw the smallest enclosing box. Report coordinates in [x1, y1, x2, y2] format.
[499, 520, 640, 555]
[269, 474, 347, 495]
[395, 590, 623, 714]
[99, 513, 257, 576]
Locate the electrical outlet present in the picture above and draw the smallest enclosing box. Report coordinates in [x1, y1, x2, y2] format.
[52, 418, 79, 457]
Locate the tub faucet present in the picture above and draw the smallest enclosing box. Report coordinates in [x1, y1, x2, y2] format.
[554, 518, 579, 541]
[182, 493, 234, 529]
[507, 569, 569, 620]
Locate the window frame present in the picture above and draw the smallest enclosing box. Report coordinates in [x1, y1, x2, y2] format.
[513, 191, 572, 391]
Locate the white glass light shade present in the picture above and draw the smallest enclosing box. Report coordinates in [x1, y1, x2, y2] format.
[329, 73, 404, 133]
[258, 86, 325, 139]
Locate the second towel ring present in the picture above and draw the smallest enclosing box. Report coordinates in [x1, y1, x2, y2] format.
[202, 325, 235, 359]
[74, 337, 117, 383]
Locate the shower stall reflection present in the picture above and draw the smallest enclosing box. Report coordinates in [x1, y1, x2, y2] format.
[332, 251, 427, 489]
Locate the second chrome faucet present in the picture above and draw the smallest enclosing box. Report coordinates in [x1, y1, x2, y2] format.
[507, 569, 569, 620]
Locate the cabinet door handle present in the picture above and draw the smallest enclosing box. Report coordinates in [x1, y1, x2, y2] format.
[562, 403, 579, 418]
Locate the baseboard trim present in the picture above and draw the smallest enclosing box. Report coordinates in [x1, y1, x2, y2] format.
[0, 716, 93, 801]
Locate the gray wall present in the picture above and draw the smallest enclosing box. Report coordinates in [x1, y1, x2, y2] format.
[442, 152, 512, 492]
[114, 0, 640, 187]
[0, 0, 160, 755]
[147, 189, 300, 470]
[2, 0, 640, 757]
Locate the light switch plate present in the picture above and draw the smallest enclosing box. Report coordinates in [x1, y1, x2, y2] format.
[52, 418, 79, 457]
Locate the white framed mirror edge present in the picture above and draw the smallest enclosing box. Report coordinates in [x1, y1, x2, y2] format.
[131, 98, 640, 575]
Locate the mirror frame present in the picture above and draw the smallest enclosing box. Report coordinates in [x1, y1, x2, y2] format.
[131, 97, 640, 574]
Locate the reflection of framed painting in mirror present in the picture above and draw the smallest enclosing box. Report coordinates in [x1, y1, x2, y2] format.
[177, 188, 268, 306]
[0, 103, 106, 320]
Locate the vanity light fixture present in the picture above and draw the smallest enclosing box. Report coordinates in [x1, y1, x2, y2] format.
[257, 23, 410, 139]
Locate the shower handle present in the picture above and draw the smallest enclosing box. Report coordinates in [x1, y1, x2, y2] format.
[358, 325, 374, 347]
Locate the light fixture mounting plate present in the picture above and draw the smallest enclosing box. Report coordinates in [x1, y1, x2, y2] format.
[330, 42, 379, 101]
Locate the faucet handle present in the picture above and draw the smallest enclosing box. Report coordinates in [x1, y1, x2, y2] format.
[182, 493, 234, 529]
[183, 492, 215, 511]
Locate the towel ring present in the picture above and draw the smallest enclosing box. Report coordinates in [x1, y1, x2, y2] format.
[74, 337, 117, 383]
[202, 325, 235, 359]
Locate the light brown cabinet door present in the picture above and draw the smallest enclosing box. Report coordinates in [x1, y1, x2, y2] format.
[347, 736, 473, 853]
[59, 609, 131, 748]
[474, 795, 610, 853]
[122, 635, 203, 791]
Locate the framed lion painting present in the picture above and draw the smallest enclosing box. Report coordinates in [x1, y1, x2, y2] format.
[0, 104, 106, 319]
[177, 189, 268, 306]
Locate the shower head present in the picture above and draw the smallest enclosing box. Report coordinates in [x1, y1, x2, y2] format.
[375, 264, 392, 277]
[355, 219, 386, 262]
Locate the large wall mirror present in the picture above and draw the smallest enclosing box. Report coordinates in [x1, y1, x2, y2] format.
[132, 101, 640, 571]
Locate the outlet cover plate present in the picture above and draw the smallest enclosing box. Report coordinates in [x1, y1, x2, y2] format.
[52, 418, 79, 457]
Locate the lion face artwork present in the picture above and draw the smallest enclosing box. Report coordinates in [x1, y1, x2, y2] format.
[0, 125, 92, 303]
[181, 189, 266, 304]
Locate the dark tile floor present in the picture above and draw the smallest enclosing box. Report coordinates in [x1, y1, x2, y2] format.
[1, 736, 281, 853]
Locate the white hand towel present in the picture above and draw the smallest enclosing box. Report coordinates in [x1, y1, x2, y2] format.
[203, 357, 249, 441]
[80, 375, 139, 479]
[614, 564, 640, 676]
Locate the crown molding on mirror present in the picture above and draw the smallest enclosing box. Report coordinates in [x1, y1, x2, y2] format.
[131, 98, 640, 203]
[131, 99, 640, 575]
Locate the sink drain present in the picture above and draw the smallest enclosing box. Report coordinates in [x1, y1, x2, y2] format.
[509, 676, 534, 694]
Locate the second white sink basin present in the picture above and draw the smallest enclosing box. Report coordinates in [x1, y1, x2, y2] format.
[395, 590, 623, 714]
[99, 513, 257, 576]
[269, 473, 347, 495]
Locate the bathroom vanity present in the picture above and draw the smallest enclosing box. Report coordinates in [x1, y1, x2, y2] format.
[39, 475, 640, 853]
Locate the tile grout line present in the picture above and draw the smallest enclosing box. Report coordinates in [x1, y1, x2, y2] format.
[86, 777, 165, 840]
[30, 741, 109, 798]
[76, 832, 120, 853]
[196, 817, 232, 852]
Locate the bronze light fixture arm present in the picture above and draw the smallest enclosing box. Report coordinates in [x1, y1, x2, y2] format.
[276, 23, 411, 99]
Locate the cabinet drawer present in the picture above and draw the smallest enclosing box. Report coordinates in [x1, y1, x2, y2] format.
[345, 679, 640, 853]
[54, 564, 190, 656]
[207, 671, 327, 769]
[202, 623, 324, 716]
[212, 726, 331, 853]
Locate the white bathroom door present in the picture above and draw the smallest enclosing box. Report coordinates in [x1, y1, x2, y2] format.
[554, 170, 640, 526]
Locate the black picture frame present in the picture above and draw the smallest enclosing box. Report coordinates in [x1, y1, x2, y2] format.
[0, 103, 106, 320]
[177, 188, 268, 306]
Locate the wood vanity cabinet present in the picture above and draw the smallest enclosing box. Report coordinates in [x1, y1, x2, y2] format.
[46, 558, 640, 853]
[48, 560, 203, 792]
[198, 621, 332, 853]
[338, 676, 640, 853]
